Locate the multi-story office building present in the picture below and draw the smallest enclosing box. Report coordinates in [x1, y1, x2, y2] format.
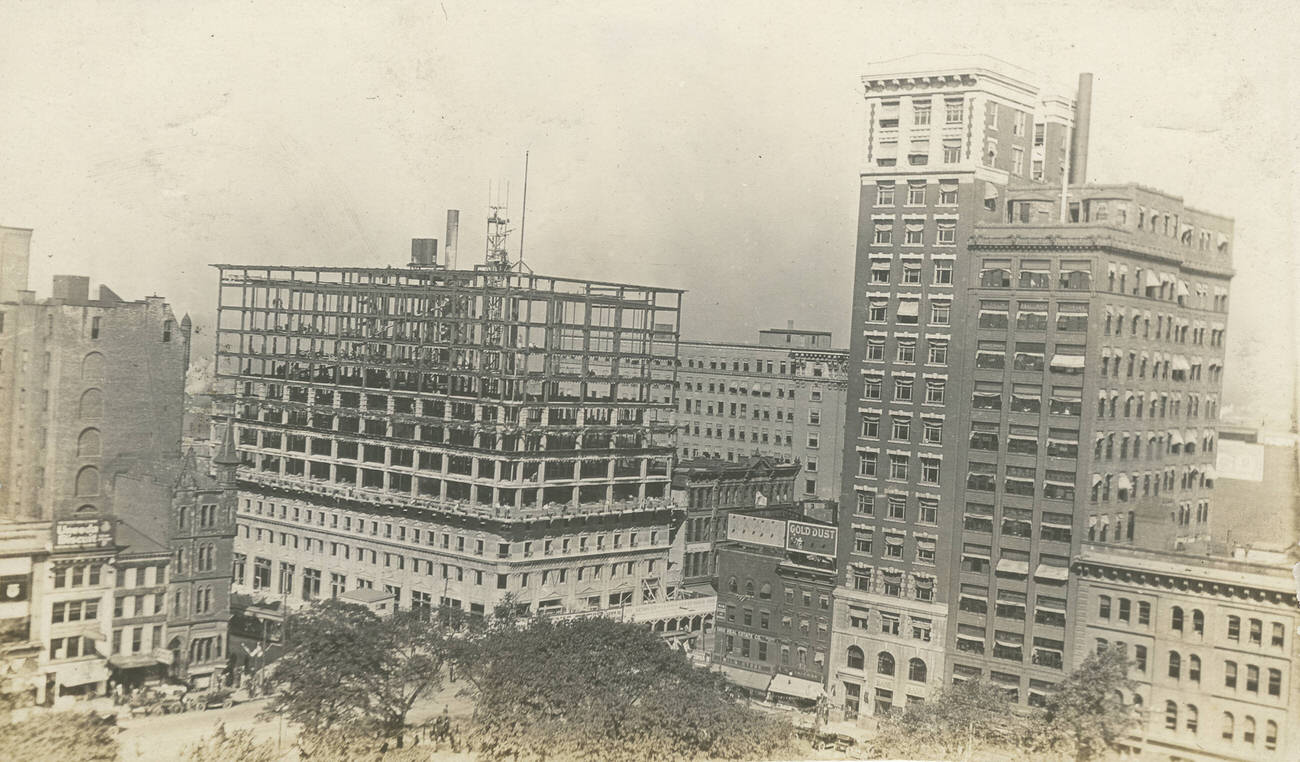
[713, 502, 838, 705]
[0, 225, 234, 698]
[1073, 544, 1298, 760]
[0, 225, 191, 522]
[215, 246, 686, 620]
[1213, 422, 1299, 550]
[677, 325, 847, 500]
[830, 54, 1234, 717]
[0, 519, 52, 704]
[671, 456, 800, 588]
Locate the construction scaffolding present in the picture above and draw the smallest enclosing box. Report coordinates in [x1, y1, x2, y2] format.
[212, 264, 683, 524]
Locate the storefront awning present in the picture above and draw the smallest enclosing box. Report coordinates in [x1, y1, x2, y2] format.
[721, 665, 774, 692]
[109, 653, 166, 670]
[54, 659, 111, 687]
[768, 672, 828, 700]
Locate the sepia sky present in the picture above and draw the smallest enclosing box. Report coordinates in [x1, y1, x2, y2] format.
[1, 0, 1296, 428]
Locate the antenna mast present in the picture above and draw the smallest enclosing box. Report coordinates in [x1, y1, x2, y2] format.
[485, 181, 512, 271]
[518, 151, 530, 269]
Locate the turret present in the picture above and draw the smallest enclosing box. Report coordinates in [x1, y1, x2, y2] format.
[213, 422, 239, 486]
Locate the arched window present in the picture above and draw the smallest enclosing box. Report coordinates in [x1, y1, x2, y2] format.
[75, 466, 100, 497]
[877, 651, 895, 676]
[75, 504, 96, 514]
[1221, 712, 1234, 740]
[1265, 720, 1278, 750]
[846, 646, 864, 670]
[1171, 606, 1184, 632]
[1189, 654, 1201, 682]
[1168, 650, 1181, 679]
[82, 352, 105, 382]
[1164, 701, 1178, 730]
[727, 577, 737, 594]
[77, 428, 101, 457]
[1186, 704, 1198, 732]
[79, 388, 104, 419]
[758, 583, 772, 600]
[908, 658, 927, 683]
[744, 580, 755, 597]
[1243, 716, 1256, 744]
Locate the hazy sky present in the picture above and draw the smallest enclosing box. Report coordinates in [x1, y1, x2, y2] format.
[2, 0, 1296, 427]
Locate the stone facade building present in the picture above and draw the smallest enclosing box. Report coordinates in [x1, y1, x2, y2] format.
[676, 326, 847, 501]
[215, 252, 687, 620]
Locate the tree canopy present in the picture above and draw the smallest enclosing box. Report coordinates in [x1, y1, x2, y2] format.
[0, 710, 118, 762]
[1036, 647, 1140, 761]
[262, 599, 460, 747]
[462, 616, 793, 761]
[869, 647, 1140, 761]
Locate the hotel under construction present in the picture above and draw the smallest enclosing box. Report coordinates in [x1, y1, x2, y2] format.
[213, 216, 698, 625]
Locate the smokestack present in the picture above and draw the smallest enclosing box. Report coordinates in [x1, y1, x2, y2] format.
[445, 210, 460, 270]
[410, 238, 438, 267]
[1069, 73, 1093, 184]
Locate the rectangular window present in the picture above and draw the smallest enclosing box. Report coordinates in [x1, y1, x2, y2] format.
[907, 181, 926, 205]
[876, 182, 895, 206]
[945, 99, 963, 124]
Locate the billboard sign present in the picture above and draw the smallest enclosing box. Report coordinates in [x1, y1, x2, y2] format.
[785, 521, 837, 558]
[0, 575, 29, 603]
[54, 519, 115, 549]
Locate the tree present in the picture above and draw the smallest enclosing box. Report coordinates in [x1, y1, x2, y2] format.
[0, 711, 118, 762]
[1034, 647, 1139, 761]
[261, 598, 459, 749]
[462, 616, 793, 761]
[868, 678, 1035, 760]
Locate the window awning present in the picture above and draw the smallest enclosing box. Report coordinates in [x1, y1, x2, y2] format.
[1041, 517, 1072, 529]
[1169, 429, 1184, 446]
[995, 634, 1024, 647]
[871, 261, 890, 269]
[906, 222, 925, 232]
[1034, 565, 1070, 581]
[768, 672, 828, 700]
[1050, 354, 1086, 370]
[1115, 473, 1132, 492]
[874, 222, 893, 230]
[1172, 355, 1191, 372]
[1145, 271, 1161, 288]
[1217, 232, 1229, 248]
[1205, 466, 1217, 481]
[996, 559, 1029, 575]
[984, 183, 999, 200]
[1036, 598, 1067, 613]
[939, 180, 959, 191]
[1177, 281, 1190, 297]
[1107, 263, 1117, 276]
[897, 300, 920, 317]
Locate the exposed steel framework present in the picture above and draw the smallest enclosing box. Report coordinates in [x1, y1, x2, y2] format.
[213, 264, 683, 525]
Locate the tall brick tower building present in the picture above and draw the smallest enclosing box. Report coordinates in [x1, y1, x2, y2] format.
[828, 55, 1234, 718]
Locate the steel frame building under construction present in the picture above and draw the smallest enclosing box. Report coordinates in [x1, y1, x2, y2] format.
[213, 255, 691, 620]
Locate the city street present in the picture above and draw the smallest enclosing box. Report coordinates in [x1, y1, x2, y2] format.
[116, 697, 287, 761]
